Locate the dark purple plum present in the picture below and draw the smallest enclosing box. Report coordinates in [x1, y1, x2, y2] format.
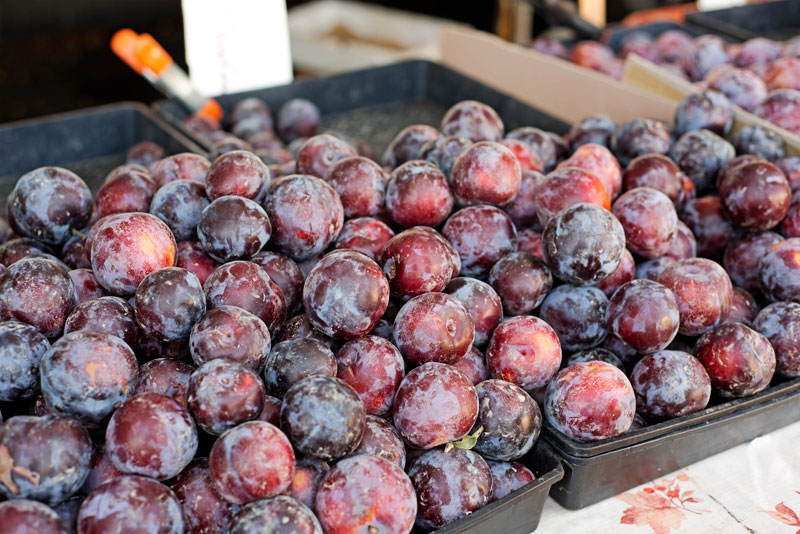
[669, 129, 735, 192]
[760, 238, 800, 302]
[382, 124, 442, 168]
[0, 415, 91, 504]
[732, 125, 785, 161]
[674, 90, 734, 136]
[77, 475, 184, 534]
[613, 188, 678, 259]
[295, 135, 357, 178]
[171, 458, 235, 534]
[566, 347, 625, 371]
[105, 393, 197, 480]
[753, 301, 800, 377]
[134, 267, 205, 341]
[197, 196, 271, 263]
[408, 447, 491, 530]
[127, 141, 165, 168]
[251, 251, 304, 315]
[612, 119, 672, 166]
[606, 280, 680, 354]
[442, 205, 517, 278]
[264, 174, 344, 260]
[231, 496, 321, 534]
[472, 379, 541, 461]
[681, 196, 736, 259]
[316, 455, 415, 534]
[0, 499, 67, 534]
[544, 361, 636, 441]
[64, 296, 139, 349]
[441, 100, 503, 143]
[190, 306, 271, 372]
[264, 338, 336, 398]
[278, 99, 320, 142]
[9, 167, 93, 245]
[540, 285, 608, 351]
[68, 269, 104, 303]
[150, 180, 210, 242]
[281, 375, 365, 461]
[287, 458, 327, 510]
[303, 250, 389, 339]
[719, 160, 790, 231]
[630, 350, 711, 419]
[381, 227, 459, 300]
[151, 153, 211, 188]
[487, 461, 536, 502]
[335, 336, 404, 416]
[486, 316, 562, 393]
[323, 156, 385, 218]
[204, 261, 286, 334]
[392, 362, 477, 449]
[186, 360, 266, 435]
[95, 170, 156, 219]
[209, 421, 295, 505]
[506, 127, 558, 171]
[0, 321, 50, 401]
[176, 242, 220, 286]
[444, 277, 503, 347]
[134, 358, 194, 407]
[451, 142, 521, 206]
[658, 258, 733, 336]
[488, 252, 552, 316]
[205, 150, 269, 201]
[0, 257, 77, 337]
[334, 217, 395, 261]
[542, 202, 625, 284]
[420, 136, 472, 180]
[695, 323, 775, 397]
[40, 331, 138, 426]
[349, 415, 406, 469]
[451, 346, 489, 385]
[394, 292, 474, 365]
[90, 213, 176, 296]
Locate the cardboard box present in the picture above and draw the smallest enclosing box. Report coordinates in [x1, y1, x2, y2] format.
[440, 26, 679, 125]
[288, 0, 459, 75]
[622, 53, 800, 155]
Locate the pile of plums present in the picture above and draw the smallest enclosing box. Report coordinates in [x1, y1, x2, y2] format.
[531, 31, 800, 136]
[1, 90, 799, 534]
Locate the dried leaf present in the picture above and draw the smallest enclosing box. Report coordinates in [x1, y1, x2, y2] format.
[0, 446, 19, 495]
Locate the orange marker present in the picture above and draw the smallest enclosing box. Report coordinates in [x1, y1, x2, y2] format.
[112, 28, 223, 122]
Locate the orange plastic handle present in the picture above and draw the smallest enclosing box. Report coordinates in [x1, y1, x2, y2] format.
[198, 99, 224, 122]
[112, 28, 174, 77]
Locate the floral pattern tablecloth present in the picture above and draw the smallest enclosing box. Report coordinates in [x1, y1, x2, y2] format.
[536, 420, 800, 534]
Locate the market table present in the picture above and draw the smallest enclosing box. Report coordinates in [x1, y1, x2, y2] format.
[537, 420, 800, 534]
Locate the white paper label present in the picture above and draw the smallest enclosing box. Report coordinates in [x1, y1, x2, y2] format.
[182, 0, 294, 97]
[697, 0, 747, 11]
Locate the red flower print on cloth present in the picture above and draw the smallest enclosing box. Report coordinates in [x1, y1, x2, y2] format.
[762, 492, 800, 533]
[616, 474, 709, 534]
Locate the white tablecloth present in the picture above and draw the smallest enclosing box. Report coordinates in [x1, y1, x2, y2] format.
[537, 421, 800, 534]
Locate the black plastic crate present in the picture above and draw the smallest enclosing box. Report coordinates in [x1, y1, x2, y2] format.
[153, 60, 570, 155]
[544, 377, 800, 509]
[0, 102, 205, 205]
[686, 0, 800, 41]
[435, 440, 564, 534]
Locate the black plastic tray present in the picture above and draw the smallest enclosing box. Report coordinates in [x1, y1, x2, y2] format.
[686, 0, 800, 41]
[544, 377, 800, 509]
[0, 102, 205, 206]
[435, 440, 564, 534]
[153, 60, 570, 155]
